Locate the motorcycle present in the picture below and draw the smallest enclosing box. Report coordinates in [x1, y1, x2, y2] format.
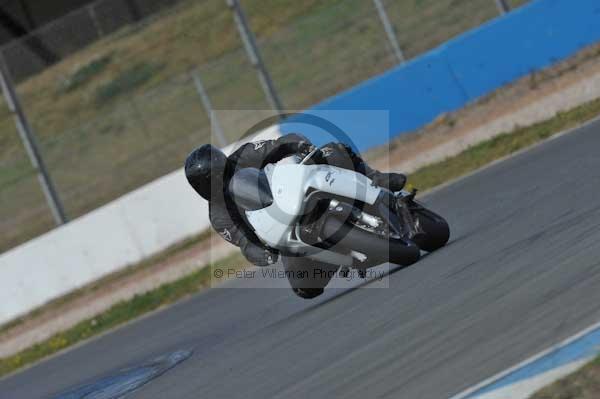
[228, 149, 450, 297]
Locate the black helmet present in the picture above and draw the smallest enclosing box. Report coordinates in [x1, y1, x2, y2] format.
[185, 144, 227, 201]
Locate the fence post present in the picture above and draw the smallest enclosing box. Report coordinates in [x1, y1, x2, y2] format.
[88, 4, 104, 38]
[191, 70, 228, 147]
[372, 0, 405, 63]
[125, 0, 142, 22]
[0, 56, 68, 225]
[225, 0, 284, 114]
[495, 0, 510, 14]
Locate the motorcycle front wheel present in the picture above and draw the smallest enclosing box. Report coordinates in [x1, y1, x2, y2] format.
[321, 216, 421, 266]
[410, 207, 450, 252]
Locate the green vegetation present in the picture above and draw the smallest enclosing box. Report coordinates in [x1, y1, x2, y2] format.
[95, 62, 164, 104]
[0, 251, 246, 377]
[408, 97, 600, 190]
[0, 0, 530, 253]
[0, 228, 213, 337]
[530, 355, 600, 399]
[59, 53, 113, 93]
[1, 92, 599, 378]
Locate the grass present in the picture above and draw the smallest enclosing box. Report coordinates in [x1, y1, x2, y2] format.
[58, 53, 114, 93]
[0, 251, 246, 377]
[0, 228, 214, 337]
[530, 356, 600, 399]
[0, 0, 530, 253]
[1, 92, 599, 378]
[94, 62, 164, 105]
[407, 97, 600, 190]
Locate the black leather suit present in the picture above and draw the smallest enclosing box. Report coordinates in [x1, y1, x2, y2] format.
[209, 133, 406, 268]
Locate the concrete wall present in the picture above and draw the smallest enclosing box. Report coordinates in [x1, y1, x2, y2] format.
[0, 127, 280, 325]
[292, 0, 600, 151]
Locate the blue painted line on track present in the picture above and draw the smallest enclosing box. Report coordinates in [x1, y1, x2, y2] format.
[53, 349, 192, 399]
[465, 326, 600, 398]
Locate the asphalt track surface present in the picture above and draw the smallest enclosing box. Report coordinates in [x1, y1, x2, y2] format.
[3, 121, 600, 399]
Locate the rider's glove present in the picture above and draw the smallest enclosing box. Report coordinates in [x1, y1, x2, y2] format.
[241, 240, 279, 267]
[297, 141, 316, 158]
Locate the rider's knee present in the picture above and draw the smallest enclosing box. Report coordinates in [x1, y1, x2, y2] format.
[292, 287, 325, 299]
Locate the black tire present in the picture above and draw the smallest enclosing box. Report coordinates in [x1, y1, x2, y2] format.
[411, 208, 450, 252]
[321, 216, 421, 266]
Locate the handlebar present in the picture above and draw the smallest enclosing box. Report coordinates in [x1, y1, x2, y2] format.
[299, 147, 320, 165]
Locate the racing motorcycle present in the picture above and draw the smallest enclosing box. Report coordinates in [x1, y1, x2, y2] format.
[228, 149, 450, 296]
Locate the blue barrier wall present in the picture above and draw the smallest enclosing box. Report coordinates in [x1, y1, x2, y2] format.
[280, 0, 600, 151]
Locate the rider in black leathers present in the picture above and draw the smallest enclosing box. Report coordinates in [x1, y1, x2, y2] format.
[185, 134, 406, 297]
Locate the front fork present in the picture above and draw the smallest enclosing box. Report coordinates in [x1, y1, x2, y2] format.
[374, 188, 423, 240]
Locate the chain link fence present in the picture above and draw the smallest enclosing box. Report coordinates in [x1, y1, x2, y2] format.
[0, 0, 531, 252]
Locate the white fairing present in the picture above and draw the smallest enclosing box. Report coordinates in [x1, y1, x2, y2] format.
[245, 163, 381, 261]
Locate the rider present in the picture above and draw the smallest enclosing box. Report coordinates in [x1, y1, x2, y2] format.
[185, 133, 407, 268]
